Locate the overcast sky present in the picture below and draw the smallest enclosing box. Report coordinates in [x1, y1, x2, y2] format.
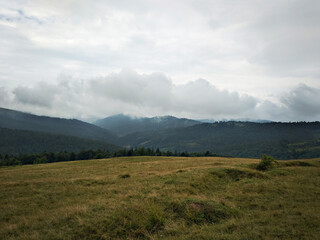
[0, 0, 319, 122]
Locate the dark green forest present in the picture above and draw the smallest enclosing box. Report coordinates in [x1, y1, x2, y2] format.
[119, 121, 320, 159]
[0, 107, 116, 143]
[1, 107, 320, 160]
[0, 127, 119, 155]
[0, 147, 220, 166]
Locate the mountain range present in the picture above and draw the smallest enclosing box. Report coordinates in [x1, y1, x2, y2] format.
[94, 114, 200, 136]
[1, 107, 320, 159]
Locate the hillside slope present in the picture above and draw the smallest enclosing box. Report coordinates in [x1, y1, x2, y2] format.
[0, 107, 117, 143]
[0, 127, 120, 155]
[119, 121, 320, 159]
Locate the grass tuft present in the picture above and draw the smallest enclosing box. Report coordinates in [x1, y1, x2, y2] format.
[169, 199, 239, 225]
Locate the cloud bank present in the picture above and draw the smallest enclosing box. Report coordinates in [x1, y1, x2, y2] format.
[1, 70, 319, 122]
[0, 0, 319, 95]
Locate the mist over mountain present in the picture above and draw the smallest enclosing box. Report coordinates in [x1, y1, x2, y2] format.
[94, 114, 200, 136]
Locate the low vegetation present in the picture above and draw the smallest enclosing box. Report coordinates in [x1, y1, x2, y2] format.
[0, 156, 319, 239]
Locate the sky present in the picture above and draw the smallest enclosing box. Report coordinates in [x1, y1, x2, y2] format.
[0, 0, 319, 122]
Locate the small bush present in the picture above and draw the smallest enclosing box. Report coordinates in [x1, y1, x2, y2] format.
[257, 154, 276, 171]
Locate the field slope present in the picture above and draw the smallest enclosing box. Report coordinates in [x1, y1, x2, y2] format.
[1, 156, 319, 240]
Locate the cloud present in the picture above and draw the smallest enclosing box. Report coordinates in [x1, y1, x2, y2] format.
[13, 82, 58, 107]
[0, 1, 319, 121]
[90, 69, 172, 108]
[173, 79, 257, 117]
[249, 100, 289, 122]
[0, 70, 260, 120]
[1, 70, 320, 122]
[0, 0, 319, 96]
[89, 70, 259, 118]
[247, 0, 320, 77]
[0, 87, 8, 104]
[281, 84, 320, 119]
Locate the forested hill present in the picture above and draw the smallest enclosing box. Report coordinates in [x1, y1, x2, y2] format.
[1, 107, 320, 159]
[94, 114, 200, 136]
[0, 127, 120, 155]
[118, 121, 320, 159]
[0, 107, 117, 144]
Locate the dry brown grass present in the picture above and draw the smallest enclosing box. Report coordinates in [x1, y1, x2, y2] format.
[0, 156, 319, 239]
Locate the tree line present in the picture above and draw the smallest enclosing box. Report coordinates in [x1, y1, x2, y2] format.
[0, 148, 221, 166]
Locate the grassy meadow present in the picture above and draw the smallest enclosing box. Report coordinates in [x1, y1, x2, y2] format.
[0, 156, 320, 240]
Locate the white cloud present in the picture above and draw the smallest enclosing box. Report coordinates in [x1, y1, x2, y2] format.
[13, 82, 59, 107]
[1, 69, 318, 122]
[0, 70, 260, 120]
[172, 79, 257, 117]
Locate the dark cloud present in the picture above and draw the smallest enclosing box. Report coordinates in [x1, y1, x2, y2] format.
[282, 84, 320, 118]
